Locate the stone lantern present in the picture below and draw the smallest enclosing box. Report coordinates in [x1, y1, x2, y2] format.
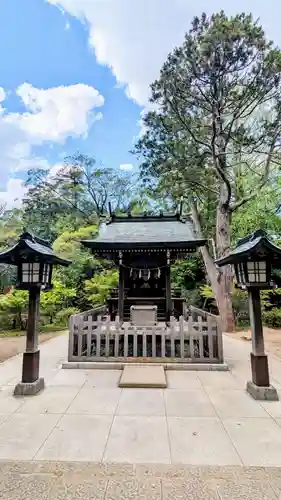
[216, 229, 281, 401]
[0, 231, 71, 395]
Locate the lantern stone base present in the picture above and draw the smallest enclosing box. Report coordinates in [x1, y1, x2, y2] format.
[246, 380, 278, 401]
[13, 377, 45, 396]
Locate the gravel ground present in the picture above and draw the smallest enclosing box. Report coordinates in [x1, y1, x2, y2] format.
[0, 331, 66, 362]
[226, 327, 281, 359]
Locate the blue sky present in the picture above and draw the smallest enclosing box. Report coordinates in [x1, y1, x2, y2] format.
[0, 0, 141, 192]
[1, 0, 281, 207]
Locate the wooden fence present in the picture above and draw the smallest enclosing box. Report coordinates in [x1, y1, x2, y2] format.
[68, 309, 224, 363]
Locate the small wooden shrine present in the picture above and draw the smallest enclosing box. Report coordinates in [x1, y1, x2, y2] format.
[82, 207, 206, 323]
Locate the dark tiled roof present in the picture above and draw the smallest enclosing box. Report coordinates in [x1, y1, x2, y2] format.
[82, 215, 206, 249]
[216, 230, 281, 266]
[0, 232, 71, 266]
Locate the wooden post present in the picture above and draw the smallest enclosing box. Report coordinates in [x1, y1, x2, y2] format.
[25, 286, 40, 354]
[14, 285, 45, 396]
[118, 265, 124, 323]
[246, 286, 278, 400]
[165, 264, 172, 323]
[248, 287, 268, 386]
[249, 288, 265, 356]
[22, 286, 41, 384]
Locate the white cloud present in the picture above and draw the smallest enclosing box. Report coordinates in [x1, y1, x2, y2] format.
[6, 83, 104, 143]
[0, 162, 68, 209]
[0, 83, 105, 203]
[47, 163, 65, 179]
[0, 87, 6, 104]
[47, 0, 281, 107]
[120, 163, 134, 171]
[0, 178, 27, 210]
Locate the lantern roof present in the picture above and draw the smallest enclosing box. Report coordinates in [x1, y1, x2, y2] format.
[216, 230, 281, 267]
[0, 231, 71, 266]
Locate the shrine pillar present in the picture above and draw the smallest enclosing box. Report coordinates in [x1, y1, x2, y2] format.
[165, 250, 172, 322]
[118, 251, 124, 322]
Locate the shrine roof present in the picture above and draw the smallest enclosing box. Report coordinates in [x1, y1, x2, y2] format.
[82, 214, 206, 251]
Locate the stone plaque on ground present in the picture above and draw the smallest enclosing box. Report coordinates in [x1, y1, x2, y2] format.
[119, 365, 167, 388]
[130, 305, 157, 325]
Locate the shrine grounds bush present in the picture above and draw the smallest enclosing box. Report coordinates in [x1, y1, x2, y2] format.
[0, 313, 16, 330]
[183, 288, 204, 309]
[54, 307, 80, 327]
[200, 284, 249, 325]
[262, 309, 281, 328]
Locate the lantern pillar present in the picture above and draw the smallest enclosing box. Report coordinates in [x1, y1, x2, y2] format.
[246, 286, 278, 401]
[118, 252, 124, 323]
[165, 250, 172, 323]
[14, 286, 44, 396]
[165, 265, 172, 322]
[248, 287, 269, 385]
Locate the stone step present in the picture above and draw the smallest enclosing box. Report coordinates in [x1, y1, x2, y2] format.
[119, 365, 167, 388]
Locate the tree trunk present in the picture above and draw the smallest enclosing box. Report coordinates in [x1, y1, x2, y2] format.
[190, 197, 235, 332]
[19, 312, 25, 330]
[189, 198, 219, 299]
[216, 198, 235, 332]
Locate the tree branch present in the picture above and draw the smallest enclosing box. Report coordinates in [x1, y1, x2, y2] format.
[210, 106, 232, 209]
[166, 96, 213, 153]
[230, 133, 278, 212]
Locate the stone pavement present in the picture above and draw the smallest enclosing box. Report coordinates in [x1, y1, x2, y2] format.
[2, 461, 281, 499]
[2, 333, 281, 497]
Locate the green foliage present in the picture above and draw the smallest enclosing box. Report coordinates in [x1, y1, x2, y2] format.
[0, 290, 28, 329]
[55, 307, 80, 326]
[62, 152, 138, 216]
[136, 11, 281, 216]
[171, 256, 205, 291]
[52, 225, 113, 309]
[200, 284, 215, 301]
[53, 225, 98, 258]
[22, 168, 68, 240]
[23, 153, 139, 239]
[84, 270, 119, 306]
[183, 288, 204, 309]
[40, 281, 76, 323]
[200, 284, 249, 322]
[231, 187, 281, 243]
[0, 209, 23, 290]
[263, 309, 281, 328]
[0, 325, 66, 337]
[171, 256, 206, 308]
[134, 11, 281, 329]
[0, 208, 23, 250]
[261, 287, 281, 310]
[53, 226, 99, 288]
[231, 290, 249, 323]
[201, 283, 281, 329]
[0, 199, 120, 332]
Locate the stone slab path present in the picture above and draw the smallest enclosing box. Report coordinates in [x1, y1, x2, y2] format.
[2, 333, 281, 497]
[1, 461, 281, 499]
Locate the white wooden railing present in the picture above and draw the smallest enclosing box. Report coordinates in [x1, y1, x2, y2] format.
[68, 305, 107, 361]
[68, 308, 223, 363]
